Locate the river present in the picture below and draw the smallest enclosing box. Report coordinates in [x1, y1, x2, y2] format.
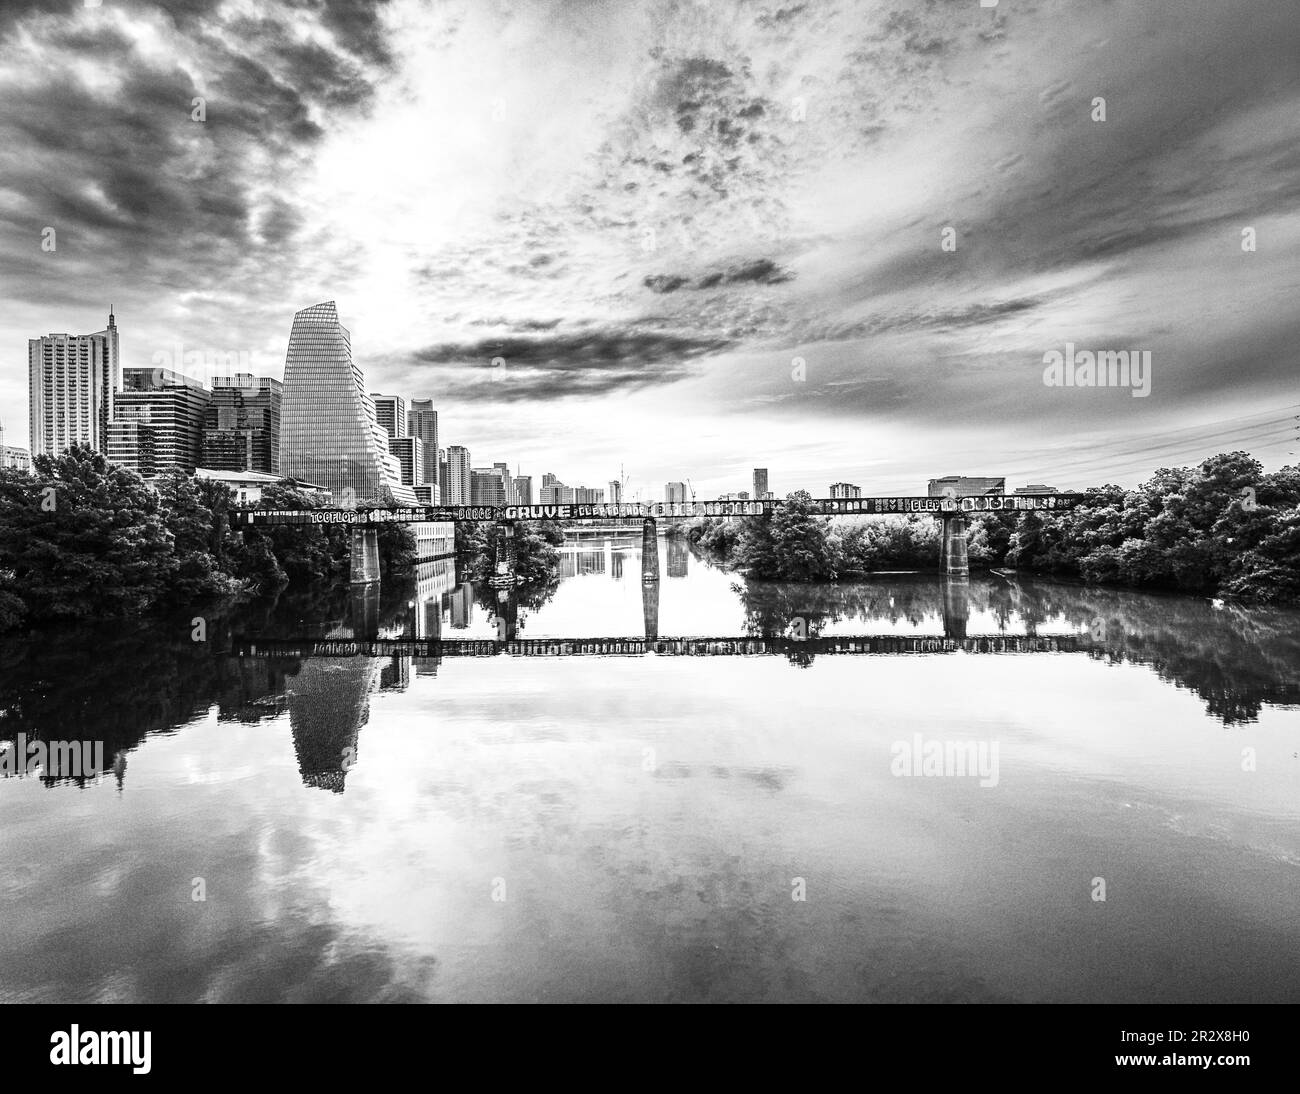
[2, 533, 1298, 1002]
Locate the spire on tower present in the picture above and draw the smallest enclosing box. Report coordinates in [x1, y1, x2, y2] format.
[108, 305, 116, 329]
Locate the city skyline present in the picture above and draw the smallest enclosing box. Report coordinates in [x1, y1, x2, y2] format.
[3, 2, 1297, 496]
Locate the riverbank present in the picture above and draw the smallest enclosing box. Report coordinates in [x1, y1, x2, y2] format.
[685, 453, 1300, 604]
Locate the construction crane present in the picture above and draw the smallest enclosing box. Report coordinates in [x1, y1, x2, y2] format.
[685, 478, 696, 503]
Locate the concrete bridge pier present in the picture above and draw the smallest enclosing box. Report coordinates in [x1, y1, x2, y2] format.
[940, 513, 969, 577]
[642, 518, 659, 583]
[490, 520, 518, 585]
[642, 572, 660, 640]
[350, 526, 381, 584]
[941, 575, 970, 640]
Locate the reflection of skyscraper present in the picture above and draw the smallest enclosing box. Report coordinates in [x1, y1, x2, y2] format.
[379, 656, 410, 691]
[287, 657, 382, 793]
[279, 301, 415, 504]
[450, 581, 473, 628]
[667, 535, 689, 578]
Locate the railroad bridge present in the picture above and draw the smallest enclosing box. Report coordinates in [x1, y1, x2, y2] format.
[229, 494, 1087, 585]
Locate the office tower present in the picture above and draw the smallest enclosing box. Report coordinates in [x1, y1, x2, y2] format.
[608, 480, 622, 504]
[753, 468, 768, 498]
[573, 486, 605, 504]
[665, 481, 687, 503]
[437, 449, 449, 503]
[0, 419, 32, 471]
[829, 482, 862, 499]
[28, 308, 120, 459]
[445, 445, 471, 504]
[371, 394, 406, 439]
[279, 300, 415, 504]
[201, 374, 282, 474]
[408, 400, 439, 489]
[471, 467, 506, 505]
[493, 462, 514, 507]
[541, 472, 560, 489]
[514, 474, 532, 505]
[927, 476, 1006, 497]
[107, 366, 211, 476]
[388, 436, 425, 487]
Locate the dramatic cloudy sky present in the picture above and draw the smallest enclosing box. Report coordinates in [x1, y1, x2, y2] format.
[1, 0, 1297, 496]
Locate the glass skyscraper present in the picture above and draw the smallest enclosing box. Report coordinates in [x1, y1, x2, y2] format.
[279, 301, 415, 505]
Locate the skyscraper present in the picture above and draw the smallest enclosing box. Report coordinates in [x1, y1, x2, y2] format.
[107, 366, 211, 476]
[388, 436, 425, 487]
[665, 482, 686, 503]
[408, 399, 438, 491]
[28, 309, 120, 459]
[278, 301, 415, 504]
[471, 467, 506, 505]
[608, 480, 622, 504]
[445, 445, 471, 504]
[371, 394, 406, 439]
[201, 374, 282, 474]
[514, 474, 532, 506]
[753, 468, 768, 499]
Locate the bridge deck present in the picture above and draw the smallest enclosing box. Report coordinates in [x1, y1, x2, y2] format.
[230, 494, 1087, 527]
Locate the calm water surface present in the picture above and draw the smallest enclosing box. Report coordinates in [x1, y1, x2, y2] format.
[2, 536, 1298, 1002]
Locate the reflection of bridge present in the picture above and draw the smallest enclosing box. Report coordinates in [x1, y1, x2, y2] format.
[234, 634, 1086, 659]
[230, 494, 1088, 584]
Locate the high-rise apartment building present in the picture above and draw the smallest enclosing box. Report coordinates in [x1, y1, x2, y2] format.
[201, 374, 282, 474]
[388, 436, 425, 487]
[107, 366, 211, 476]
[278, 300, 415, 504]
[753, 468, 768, 499]
[665, 481, 687, 503]
[573, 486, 605, 504]
[371, 394, 406, 439]
[829, 482, 862, 498]
[28, 309, 120, 459]
[407, 399, 438, 491]
[445, 445, 470, 504]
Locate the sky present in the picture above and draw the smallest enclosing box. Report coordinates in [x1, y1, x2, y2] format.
[1, 0, 1297, 498]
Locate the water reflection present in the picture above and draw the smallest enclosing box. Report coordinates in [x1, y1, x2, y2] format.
[3, 542, 1300, 1004]
[1, 554, 1297, 798]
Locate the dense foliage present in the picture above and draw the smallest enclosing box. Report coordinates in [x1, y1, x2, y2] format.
[0, 444, 417, 631]
[688, 453, 1300, 604]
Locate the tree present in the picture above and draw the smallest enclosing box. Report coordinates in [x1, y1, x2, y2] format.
[0, 445, 176, 622]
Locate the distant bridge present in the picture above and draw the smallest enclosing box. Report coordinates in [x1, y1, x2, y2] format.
[228, 494, 1090, 584]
